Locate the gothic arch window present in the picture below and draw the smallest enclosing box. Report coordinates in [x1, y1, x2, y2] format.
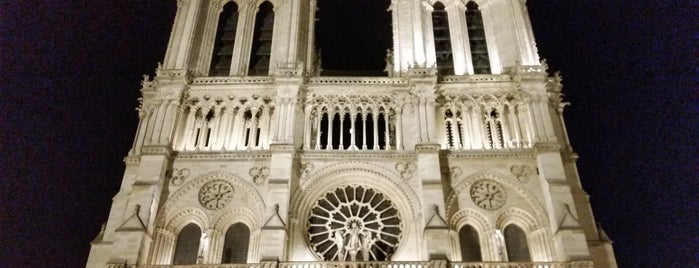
[210, 2, 240, 76]
[444, 109, 464, 149]
[248, 2, 274, 76]
[483, 107, 504, 149]
[221, 223, 250, 263]
[193, 109, 215, 149]
[172, 223, 202, 265]
[465, 1, 491, 74]
[504, 224, 531, 262]
[431, 2, 454, 76]
[459, 224, 482, 261]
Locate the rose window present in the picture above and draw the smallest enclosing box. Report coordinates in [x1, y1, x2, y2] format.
[308, 185, 402, 261]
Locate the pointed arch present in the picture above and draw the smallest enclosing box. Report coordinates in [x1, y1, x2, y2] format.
[459, 224, 482, 261]
[172, 223, 202, 265]
[504, 224, 531, 262]
[221, 223, 250, 263]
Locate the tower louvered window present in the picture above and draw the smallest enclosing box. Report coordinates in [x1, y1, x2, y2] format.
[210, 3, 239, 76]
[431, 2, 454, 76]
[248, 2, 274, 75]
[466, 1, 490, 74]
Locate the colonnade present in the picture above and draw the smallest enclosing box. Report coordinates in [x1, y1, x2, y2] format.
[304, 107, 398, 151]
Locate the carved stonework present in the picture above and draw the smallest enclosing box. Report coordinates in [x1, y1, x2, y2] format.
[249, 166, 270, 185]
[470, 179, 507, 210]
[450, 166, 463, 179]
[170, 168, 191, 186]
[198, 179, 234, 210]
[510, 165, 535, 183]
[300, 162, 315, 178]
[395, 162, 416, 180]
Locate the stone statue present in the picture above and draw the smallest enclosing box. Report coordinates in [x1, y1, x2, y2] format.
[344, 222, 362, 261]
[360, 231, 374, 261]
[334, 230, 345, 261]
[383, 49, 394, 77]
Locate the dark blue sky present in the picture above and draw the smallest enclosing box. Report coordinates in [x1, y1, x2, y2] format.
[1, 1, 696, 267]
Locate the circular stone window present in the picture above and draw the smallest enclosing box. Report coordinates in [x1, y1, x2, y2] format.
[308, 185, 402, 261]
[198, 179, 234, 210]
[470, 179, 507, 210]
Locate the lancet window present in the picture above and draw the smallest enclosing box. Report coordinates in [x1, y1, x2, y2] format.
[504, 225, 531, 262]
[209, 2, 239, 76]
[172, 223, 202, 265]
[483, 107, 505, 149]
[248, 2, 274, 75]
[305, 96, 397, 151]
[431, 2, 454, 76]
[465, 1, 491, 74]
[221, 223, 250, 263]
[458, 225, 482, 261]
[444, 108, 465, 149]
[177, 97, 274, 151]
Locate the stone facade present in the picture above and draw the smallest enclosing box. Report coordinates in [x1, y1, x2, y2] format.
[87, 0, 616, 267]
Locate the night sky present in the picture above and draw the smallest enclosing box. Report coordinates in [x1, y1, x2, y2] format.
[1, 1, 696, 267]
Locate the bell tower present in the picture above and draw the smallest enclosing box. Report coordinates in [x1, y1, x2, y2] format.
[87, 0, 616, 267]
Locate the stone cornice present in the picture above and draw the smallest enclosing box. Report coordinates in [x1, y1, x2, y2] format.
[298, 150, 415, 161]
[415, 143, 441, 153]
[140, 145, 174, 158]
[269, 143, 296, 152]
[123, 155, 141, 166]
[533, 142, 562, 153]
[444, 149, 536, 159]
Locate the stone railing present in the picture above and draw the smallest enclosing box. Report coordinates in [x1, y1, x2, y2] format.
[117, 260, 593, 268]
[451, 261, 594, 268]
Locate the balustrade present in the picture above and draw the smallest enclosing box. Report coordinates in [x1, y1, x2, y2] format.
[119, 260, 592, 268]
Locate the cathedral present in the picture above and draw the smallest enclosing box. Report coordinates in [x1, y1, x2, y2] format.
[87, 0, 617, 267]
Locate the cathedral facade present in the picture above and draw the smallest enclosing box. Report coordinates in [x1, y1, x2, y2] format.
[87, 0, 617, 267]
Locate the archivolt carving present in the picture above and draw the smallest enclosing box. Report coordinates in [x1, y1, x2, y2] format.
[304, 94, 399, 115]
[183, 94, 275, 117]
[164, 206, 210, 233]
[446, 170, 548, 228]
[439, 92, 529, 110]
[290, 161, 421, 218]
[494, 207, 540, 232]
[450, 208, 492, 233]
[162, 171, 266, 219]
[211, 206, 260, 231]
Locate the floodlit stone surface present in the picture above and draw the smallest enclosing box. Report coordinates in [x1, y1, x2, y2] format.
[87, 0, 616, 267]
